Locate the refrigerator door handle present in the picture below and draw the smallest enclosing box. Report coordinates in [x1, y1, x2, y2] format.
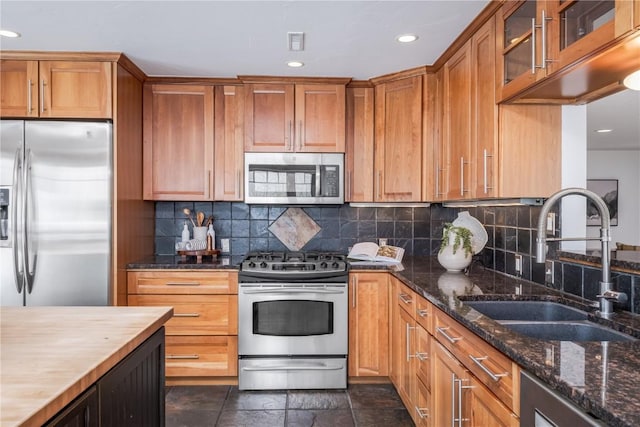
[24, 149, 37, 294]
[11, 147, 24, 293]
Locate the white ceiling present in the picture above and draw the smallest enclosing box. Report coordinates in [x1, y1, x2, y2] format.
[2, 0, 637, 152]
[0, 0, 489, 80]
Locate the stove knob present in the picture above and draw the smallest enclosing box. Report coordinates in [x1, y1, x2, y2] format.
[260, 262, 267, 269]
[320, 262, 328, 269]
[331, 262, 339, 268]
[248, 262, 256, 268]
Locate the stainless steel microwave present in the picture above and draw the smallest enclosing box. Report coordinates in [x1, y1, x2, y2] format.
[244, 152, 344, 204]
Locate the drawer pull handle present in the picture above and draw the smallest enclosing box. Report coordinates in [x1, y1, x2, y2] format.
[416, 352, 428, 361]
[399, 293, 412, 304]
[415, 406, 429, 419]
[173, 313, 201, 318]
[166, 282, 201, 286]
[436, 326, 461, 344]
[417, 309, 429, 317]
[469, 355, 507, 382]
[166, 354, 200, 360]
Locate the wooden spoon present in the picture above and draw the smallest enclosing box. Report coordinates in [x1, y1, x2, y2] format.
[183, 208, 196, 227]
[197, 211, 205, 227]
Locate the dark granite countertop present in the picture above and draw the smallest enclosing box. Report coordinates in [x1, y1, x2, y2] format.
[384, 256, 640, 427]
[127, 255, 239, 270]
[558, 249, 640, 273]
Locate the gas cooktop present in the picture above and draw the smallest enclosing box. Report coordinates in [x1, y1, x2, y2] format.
[239, 251, 348, 281]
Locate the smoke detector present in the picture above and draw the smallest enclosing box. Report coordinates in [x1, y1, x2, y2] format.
[288, 32, 305, 51]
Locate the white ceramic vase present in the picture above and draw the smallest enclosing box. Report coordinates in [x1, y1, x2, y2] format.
[437, 231, 472, 272]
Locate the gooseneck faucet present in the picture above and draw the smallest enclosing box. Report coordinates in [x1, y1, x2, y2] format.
[535, 187, 627, 319]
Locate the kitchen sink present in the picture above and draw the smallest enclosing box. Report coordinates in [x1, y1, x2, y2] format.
[462, 300, 637, 342]
[463, 300, 588, 321]
[499, 321, 636, 342]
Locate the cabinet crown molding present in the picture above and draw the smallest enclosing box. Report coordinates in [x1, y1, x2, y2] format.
[238, 75, 352, 85]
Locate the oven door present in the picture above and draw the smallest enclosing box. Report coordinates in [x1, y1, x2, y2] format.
[238, 283, 348, 356]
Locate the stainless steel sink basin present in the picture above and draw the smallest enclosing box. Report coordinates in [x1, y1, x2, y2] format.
[499, 321, 636, 342]
[463, 300, 588, 321]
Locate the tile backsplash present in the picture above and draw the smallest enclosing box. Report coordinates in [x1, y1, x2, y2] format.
[154, 201, 640, 314]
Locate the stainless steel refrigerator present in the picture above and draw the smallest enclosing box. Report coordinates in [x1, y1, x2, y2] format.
[1, 120, 111, 306]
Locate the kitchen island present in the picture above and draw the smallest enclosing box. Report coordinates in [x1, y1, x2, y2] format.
[0, 306, 173, 427]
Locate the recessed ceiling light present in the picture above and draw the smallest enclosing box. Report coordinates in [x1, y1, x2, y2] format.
[0, 29, 20, 38]
[396, 34, 418, 43]
[623, 69, 640, 90]
[287, 61, 304, 68]
[595, 129, 613, 133]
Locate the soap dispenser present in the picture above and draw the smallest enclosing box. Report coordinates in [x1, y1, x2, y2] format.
[181, 221, 190, 242]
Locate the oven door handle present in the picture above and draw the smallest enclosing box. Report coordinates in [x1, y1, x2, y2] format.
[242, 363, 344, 372]
[241, 288, 345, 295]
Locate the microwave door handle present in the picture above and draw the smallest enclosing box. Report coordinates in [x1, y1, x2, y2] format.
[316, 165, 321, 196]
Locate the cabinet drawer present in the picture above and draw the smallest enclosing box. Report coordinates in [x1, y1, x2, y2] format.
[415, 295, 432, 334]
[128, 294, 238, 336]
[127, 270, 238, 294]
[395, 280, 416, 317]
[414, 376, 431, 427]
[433, 308, 518, 413]
[166, 336, 237, 377]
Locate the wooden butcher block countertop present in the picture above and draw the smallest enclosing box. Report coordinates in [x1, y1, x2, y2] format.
[0, 306, 173, 427]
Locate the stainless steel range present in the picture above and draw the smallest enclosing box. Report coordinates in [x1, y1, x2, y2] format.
[238, 251, 349, 390]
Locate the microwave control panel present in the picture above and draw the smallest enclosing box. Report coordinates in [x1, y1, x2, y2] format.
[321, 166, 339, 197]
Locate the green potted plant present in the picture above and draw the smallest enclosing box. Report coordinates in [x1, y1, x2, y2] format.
[438, 223, 474, 272]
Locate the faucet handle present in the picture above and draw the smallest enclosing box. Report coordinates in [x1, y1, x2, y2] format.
[596, 290, 628, 304]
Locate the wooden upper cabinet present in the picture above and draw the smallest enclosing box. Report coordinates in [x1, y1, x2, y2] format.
[244, 83, 294, 152]
[442, 42, 472, 201]
[374, 75, 423, 202]
[1, 60, 38, 117]
[472, 16, 499, 199]
[214, 85, 244, 201]
[345, 86, 374, 202]
[0, 60, 111, 118]
[143, 84, 214, 201]
[244, 82, 345, 152]
[295, 84, 345, 152]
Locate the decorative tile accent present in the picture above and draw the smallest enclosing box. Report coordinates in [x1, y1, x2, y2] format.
[268, 207, 321, 251]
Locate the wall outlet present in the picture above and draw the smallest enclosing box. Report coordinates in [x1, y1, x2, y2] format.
[546, 212, 556, 234]
[515, 254, 523, 275]
[545, 260, 554, 284]
[221, 238, 230, 253]
[378, 238, 388, 246]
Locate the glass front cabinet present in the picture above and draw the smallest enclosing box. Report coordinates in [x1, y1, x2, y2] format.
[498, 0, 635, 102]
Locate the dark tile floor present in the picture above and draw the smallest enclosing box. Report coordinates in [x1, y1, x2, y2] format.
[165, 383, 415, 427]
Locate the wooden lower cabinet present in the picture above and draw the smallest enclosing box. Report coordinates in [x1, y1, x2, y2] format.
[348, 272, 389, 377]
[127, 270, 238, 383]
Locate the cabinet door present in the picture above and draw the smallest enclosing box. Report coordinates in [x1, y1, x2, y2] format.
[498, 104, 561, 198]
[45, 386, 98, 427]
[432, 340, 469, 427]
[348, 272, 389, 377]
[345, 87, 374, 202]
[295, 84, 345, 152]
[374, 75, 423, 201]
[472, 17, 499, 199]
[39, 61, 112, 118]
[214, 85, 244, 201]
[394, 300, 416, 411]
[143, 84, 214, 200]
[244, 83, 294, 151]
[443, 42, 472, 201]
[467, 375, 519, 427]
[0, 60, 39, 118]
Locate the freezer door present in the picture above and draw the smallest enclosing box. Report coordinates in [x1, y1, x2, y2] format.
[0, 121, 26, 306]
[24, 121, 112, 306]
